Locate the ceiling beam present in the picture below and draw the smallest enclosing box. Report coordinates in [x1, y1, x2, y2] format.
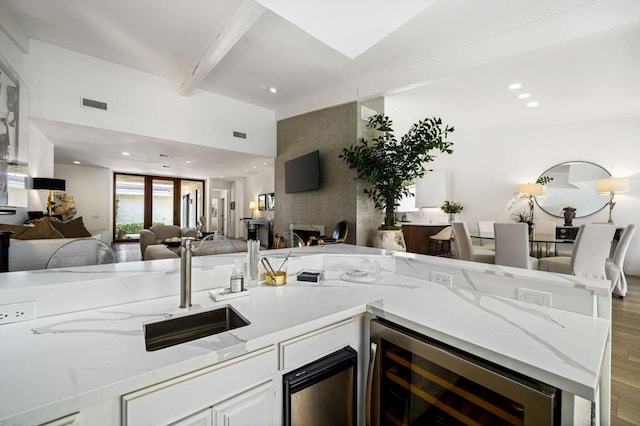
[180, 0, 265, 96]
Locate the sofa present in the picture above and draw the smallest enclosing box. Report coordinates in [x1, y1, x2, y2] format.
[0, 217, 107, 272]
[139, 225, 197, 260]
[144, 236, 248, 260]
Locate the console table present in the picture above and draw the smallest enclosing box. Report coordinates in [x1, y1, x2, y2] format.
[241, 218, 273, 248]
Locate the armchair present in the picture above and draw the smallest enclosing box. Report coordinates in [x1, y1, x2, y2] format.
[140, 225, 197, 259]
[308, 220, 348, 245]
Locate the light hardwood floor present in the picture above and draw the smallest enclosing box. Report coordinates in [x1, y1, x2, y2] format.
[110, 243, 640, 423]
[611, 275, 640, 425]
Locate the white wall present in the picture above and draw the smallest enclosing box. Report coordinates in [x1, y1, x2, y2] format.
[390, 114, 640, 275]
[245, 170, 274, 245]
[245, 170, 274, 220]
[22, 40, 276, 157]
[54, 164, 112, 242]
[10, 39, 278, 241]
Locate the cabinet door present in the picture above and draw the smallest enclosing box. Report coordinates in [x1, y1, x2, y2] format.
[213, 381, 273, 426]
[415, 170, 449, 208]
[172, 408, 213, 426]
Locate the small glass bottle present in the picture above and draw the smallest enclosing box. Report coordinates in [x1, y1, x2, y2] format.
[230, 259, 244, 293]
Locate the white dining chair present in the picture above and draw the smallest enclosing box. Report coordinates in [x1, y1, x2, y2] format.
[451, 222, 494, 264]
[538, 224, 616, 279]
[605, 224, 636, 298]
[46, 238, 116, 269]
[494, 223, 538, 270]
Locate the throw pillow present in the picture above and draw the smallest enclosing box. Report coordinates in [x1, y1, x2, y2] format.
[50, 217, 92, 238]
[13, 221, 64, 240]
[25, 216, 62, 225]
[0, 223, 32, 238]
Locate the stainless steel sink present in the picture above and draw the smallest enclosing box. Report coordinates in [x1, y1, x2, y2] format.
[144, 305, 250, 351]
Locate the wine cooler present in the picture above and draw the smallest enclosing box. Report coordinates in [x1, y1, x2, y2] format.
[367, 319, 559, 425]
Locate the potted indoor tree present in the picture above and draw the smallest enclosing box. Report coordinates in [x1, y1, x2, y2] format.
[340, 114, 454, 249]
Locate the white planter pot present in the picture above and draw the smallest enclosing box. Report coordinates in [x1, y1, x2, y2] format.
[372, 229, 406, 252]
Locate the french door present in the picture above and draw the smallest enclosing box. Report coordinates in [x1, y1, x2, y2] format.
[113, 173, 204, 242]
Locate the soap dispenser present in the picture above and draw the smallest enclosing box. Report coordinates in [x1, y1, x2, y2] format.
[230, 259, 245, 293]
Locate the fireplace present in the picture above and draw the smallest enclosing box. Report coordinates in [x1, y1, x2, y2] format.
[290, 224, 325, 246]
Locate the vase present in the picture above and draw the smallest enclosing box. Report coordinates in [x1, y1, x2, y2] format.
[372, 229, 406, 252]
[448, 213, 456, 223]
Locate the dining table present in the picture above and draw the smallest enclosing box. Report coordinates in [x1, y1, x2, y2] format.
[471, 232, 574, 258]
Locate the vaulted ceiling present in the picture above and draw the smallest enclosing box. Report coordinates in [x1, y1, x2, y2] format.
[1, 0, 639, 178]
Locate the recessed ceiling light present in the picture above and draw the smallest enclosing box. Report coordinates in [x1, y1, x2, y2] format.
[527, 101, 539, 108]
[122, 152, 130, 156]
[253, 166, 257, 169]
[508, 83, 522, 90]
[518, 93, 531, 99]
[269, 87, 277, 93]
[263, 162, 267, 165]
[73, 161, 81, 165]
[185, 160, 192, 164]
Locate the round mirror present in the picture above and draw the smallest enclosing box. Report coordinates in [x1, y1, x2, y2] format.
[535, 161, 611, 218]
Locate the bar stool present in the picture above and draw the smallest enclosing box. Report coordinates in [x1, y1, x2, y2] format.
[429, 226, 452, 257]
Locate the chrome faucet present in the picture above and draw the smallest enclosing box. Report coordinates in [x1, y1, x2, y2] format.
[179, 237, 196, 308]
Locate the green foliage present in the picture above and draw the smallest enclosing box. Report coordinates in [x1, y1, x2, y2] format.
[115, 222, 164, 240]
[340, 114, 454, 229]
[536, 175, 554, 185]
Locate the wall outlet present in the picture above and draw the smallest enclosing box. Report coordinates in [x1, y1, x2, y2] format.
[517, 288, 552, 308]
[430, 271, 453, 287]
[0, 302, 36, 325]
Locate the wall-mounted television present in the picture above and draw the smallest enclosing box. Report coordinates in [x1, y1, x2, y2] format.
[285, 150, 320, 194]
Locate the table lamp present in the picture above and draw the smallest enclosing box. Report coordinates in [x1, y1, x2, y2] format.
[596, 177, 629, 223]
[32, 177, 66, 217]
[249, 201, 257, 219]
[518, 183, 546, 224]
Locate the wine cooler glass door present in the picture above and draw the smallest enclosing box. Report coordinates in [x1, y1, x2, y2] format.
[369, 320, 557, 426]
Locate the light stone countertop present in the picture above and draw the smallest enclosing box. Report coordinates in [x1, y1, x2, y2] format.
[0, 245, 610, 424]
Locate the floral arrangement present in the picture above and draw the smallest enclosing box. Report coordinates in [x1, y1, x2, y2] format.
[441, 201, 464, 214]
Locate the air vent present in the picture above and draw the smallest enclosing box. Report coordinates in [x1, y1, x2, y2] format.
[233, 131, 247, 139]
[81, 98, 107, 111]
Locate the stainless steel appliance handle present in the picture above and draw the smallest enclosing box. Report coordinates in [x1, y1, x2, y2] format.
[365, 341, 378, 426]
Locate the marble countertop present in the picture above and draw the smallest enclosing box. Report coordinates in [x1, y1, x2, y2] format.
[0, 246, 610, 424]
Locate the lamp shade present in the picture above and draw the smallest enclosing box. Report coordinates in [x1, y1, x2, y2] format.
[32, 177, 66, 191]
[596, 177, 629, 194]
[518, 183, 546, 196]
[249, 201, 257, 210]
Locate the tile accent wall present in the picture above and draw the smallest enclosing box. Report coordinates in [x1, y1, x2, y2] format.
[275, 98, 384, 246]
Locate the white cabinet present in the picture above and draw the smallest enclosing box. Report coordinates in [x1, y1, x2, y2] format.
[213, 381, 273, 426]
[122, 347, 276, 425]
[279, 318, 356, 371]
[415, 169, 449, 208]
[172, 408, 213, 426]
[170, 381, 273, 426]
[122, 317, 360, 426]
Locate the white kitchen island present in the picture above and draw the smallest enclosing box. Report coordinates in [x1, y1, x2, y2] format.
[0, 245, 611, 425]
